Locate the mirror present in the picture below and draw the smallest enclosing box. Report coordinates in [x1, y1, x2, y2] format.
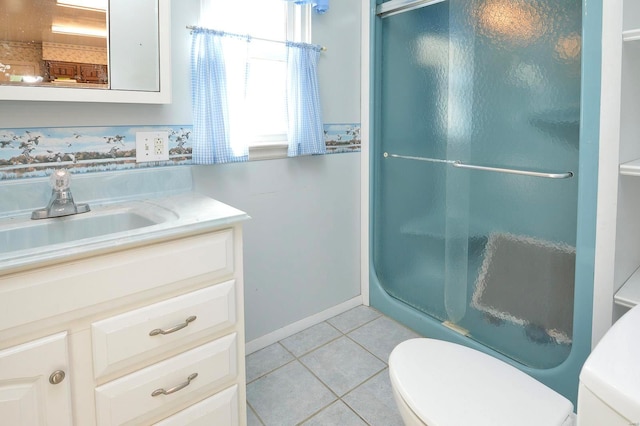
[0, 0, 108, 87]
[0, 0, 170, 103]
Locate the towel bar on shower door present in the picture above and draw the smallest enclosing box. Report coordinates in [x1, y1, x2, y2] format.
[383, 153, 574, 179]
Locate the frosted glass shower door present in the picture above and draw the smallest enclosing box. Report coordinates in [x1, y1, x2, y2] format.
[373, 0, 451, 324]
[372, 0, 581, 368]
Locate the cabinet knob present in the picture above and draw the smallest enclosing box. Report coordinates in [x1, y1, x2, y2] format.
[49, 370, 66, 385]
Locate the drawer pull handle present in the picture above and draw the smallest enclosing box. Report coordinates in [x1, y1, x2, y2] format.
[149, 315, 197, 336]
[151, 373, 198, 397]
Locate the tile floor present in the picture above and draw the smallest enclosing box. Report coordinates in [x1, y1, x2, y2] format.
[245, 305, 421, 425]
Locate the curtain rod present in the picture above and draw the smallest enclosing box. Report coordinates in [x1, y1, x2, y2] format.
[186, 26, 327, 51]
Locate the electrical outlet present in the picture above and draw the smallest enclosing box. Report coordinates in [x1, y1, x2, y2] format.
[136, 131, 169, 162]
[154, 138, 165, 155]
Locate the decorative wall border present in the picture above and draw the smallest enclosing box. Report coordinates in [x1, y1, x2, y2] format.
[0, 125, 192, 180]
[324, 123, 361, 153]
[0, 123, 361, 180]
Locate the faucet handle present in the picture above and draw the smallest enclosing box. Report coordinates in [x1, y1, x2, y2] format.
[50, 168, 71, 191]
[32, 168, 89, 219]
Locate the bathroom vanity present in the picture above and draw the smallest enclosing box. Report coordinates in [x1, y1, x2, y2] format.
[0, 168, 249, 425]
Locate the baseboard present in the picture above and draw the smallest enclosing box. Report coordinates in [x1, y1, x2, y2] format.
[245, 296, 363, 354]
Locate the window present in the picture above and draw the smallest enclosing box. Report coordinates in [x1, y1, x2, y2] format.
[199, 0, 311, 154]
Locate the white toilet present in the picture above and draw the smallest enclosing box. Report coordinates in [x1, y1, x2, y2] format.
[389, 304, 640, 426]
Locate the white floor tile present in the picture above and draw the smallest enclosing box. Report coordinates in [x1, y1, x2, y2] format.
[247, 360, 337, 426]
[301, 336, 386, 396]
[246, 343, 295, 383]
[280, 322, 342, 357]
[301, 400, 368, 426]
[343, 369, 404, 426]
[247, 405, 264, 426]
[327, 305, 382, 334]
[245, 307, 413, 426]
[348, 316, 420, 363]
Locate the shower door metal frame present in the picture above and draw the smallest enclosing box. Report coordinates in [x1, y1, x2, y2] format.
[376, 0, 447, 18]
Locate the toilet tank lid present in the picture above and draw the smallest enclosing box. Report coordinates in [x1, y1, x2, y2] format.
[580, 304, 640, 421]
[389, 338, 574, 426]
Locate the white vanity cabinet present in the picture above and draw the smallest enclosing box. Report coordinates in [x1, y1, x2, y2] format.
[0, 223, 247, 425]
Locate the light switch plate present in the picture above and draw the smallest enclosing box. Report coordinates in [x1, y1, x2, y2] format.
[135, 131, 169, 162]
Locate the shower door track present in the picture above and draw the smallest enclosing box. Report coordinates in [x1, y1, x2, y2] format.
[376, 0, 447, 18]
[383, 152, 574, 179]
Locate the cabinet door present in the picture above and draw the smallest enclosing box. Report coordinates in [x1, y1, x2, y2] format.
[0, 332, 73, 426]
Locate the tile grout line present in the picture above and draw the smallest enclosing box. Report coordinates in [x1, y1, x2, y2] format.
[248, 322, 345, 425]
[291, 347, 378, 425]
[327, 310, 384, 335]
[246, 345, 298, 385]
[340, 368, 392, 425]
[344, 332, 389, 365]
[246, 307, 395, 425]
[282, 323, 345, 359]
[246, 401, 266, 426]
[288, 317, 385, 425]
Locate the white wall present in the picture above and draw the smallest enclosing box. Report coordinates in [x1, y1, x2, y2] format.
[0, 0, 363, 345]
[313, 0, 362, 123]
[192, 154, 361, 343]
[193, 0, 363, 344]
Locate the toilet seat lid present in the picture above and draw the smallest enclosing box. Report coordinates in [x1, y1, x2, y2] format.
[389, 338, 574, 426]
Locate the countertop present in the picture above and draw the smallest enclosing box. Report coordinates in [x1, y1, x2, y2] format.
[0, 167, 249, 276]
[0, 192, 249, 276]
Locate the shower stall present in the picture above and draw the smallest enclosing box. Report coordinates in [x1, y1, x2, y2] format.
[368, 0, 599, 403]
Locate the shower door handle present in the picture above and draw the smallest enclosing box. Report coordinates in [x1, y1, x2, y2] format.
[383, 153, 573, 179]
[451, 161, 573, 179]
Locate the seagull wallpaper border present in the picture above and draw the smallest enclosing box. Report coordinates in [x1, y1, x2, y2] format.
[0, 123, 360, 180]
[0, 125, 193, 180]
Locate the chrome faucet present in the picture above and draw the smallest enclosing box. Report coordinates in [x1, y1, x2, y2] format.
[31, 169, 90, 220]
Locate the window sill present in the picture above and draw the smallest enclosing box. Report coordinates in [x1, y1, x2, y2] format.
[248, 143, 289, 161]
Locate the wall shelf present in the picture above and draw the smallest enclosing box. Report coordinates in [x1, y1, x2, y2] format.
[615, 266, 640, 307]
[611, 0, 640, 319]
[623, 29, 640, 42]
[619, 159, 640, 176]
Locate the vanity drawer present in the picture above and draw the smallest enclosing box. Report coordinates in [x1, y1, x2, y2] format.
[153, 384, 238, 425]
[95, 333, 237, 426]
[92, 281, 237, 378]
[0, 229, 234, 333]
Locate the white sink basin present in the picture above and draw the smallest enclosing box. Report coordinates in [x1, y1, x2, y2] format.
[0, 204, 178, 255]
[0, 189, 249, 275]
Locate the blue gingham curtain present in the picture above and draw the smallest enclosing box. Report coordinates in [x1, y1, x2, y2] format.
[284, 0, 329, 14]
[286, 42, 325, 157]
[190, 28, 250, 164]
